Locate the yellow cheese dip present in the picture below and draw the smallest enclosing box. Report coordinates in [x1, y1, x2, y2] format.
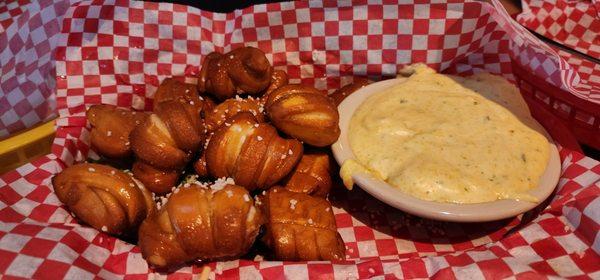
[340, 65, 550, 204]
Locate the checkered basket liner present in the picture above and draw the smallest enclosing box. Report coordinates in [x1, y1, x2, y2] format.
[0, 0, 599, 279]
[0, 0, 30, 32]
[0, 0, 80, 138]
[517, 0, 600, 59]
[1, 0, 600, 138]
[516, 0, 600, 111]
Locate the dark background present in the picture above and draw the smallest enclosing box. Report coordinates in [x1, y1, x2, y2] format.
[151, 0, 281, 13]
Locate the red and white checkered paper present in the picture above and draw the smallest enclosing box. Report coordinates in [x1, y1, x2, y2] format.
[0, 0, 599, 279]
[0, 0, 30, 32]
[517, 0, 600, 59]
[515, 0, 600, 105]
[1, 1, 600, 139]
[0, 0, 79, 138]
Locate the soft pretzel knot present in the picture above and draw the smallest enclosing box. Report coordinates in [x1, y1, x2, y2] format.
[130, 101, 204, 168]
[198, 47, 273, 100]
[52, 163, 154, 235]
[132, 161, 179, 195]
[138, 183, 264, 268]
[205, 113, 303, 191]
[284, 152, 332, 198]
[131, 79, 207, 194]
[87, 104, 148, 160]
[259, 187, 345, 261]
[204, 97, 266, 133]
[154, 78, 198, 104]
[329, 77, 370, 106]
[193, 151, 209, 178]
[265, 84, 341, 147]
[260, 69, 289, 105]
[155, 77, 217, 115]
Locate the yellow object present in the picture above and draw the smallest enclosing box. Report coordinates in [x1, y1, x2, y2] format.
[0, 119, 56, 174]
[341, 64, 550, 204]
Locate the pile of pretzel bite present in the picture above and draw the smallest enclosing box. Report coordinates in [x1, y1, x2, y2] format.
[52, 46, 370, 269]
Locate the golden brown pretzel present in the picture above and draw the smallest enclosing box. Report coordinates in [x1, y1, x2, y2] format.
[205, 113, 303, 191]
[193, 151, 209, 178]
[52, 163, 154, 235]
[87, 105, 148, 160]
[261, 69, 289, 104]
[154, 78, 198, 104]
[201, 95, 218, 117]
[284, 152, 332, 197]
[131, 79, 206, 193]
[265, 84, 340, 147]
[132, 161, 179, 195]
[259, 187, 345, 261]
[204, 97, 265, 133]
[197, 47, 273, 100]
[330, 77, 370, 106]
[138, 183, 264, 268]
[157, 76, 216, 116]
[131, 80, 205, 169]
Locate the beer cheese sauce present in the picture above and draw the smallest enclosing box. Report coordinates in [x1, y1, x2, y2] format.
[340, 65, 550, 204]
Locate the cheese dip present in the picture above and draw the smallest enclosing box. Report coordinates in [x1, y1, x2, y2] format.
[340, 65, 550, 204]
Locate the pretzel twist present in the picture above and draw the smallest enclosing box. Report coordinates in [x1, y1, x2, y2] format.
[131, 79, 206, 194]
[329, 77, 370, 106]
[138, 183, 264, 268]
[198, 47, 273, 100]
[260, 187, 345, 261]
[204, 113, 303, 191]
[284, 152, 332, 197]
[87, 105, 148, 160]
[261, 69, 289, 105]
[52, 163, 154, 235]
[204, 97, 265, 133]
[265, 84, 340, 147]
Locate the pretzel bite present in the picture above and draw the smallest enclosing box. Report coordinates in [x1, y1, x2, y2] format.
[330, 77, 370, 106]
[131, 80, 206, 171]
[205, 113, 303, 191]
[201, 95, 218, 116]
[52, 163, 154, 235]
[204, 97, 265, 132]
[261, 69, 289, 104]
[138, 183, 264, 268]
[198, 47, 273, 100]
[131, 104, 194, 170]
[284, 152, 332, 197]
[259, 187, 345, 261]
[193, 151, 209, 178]
[154, 78, 199, 104]
[87, 105, 148, 160]
[265, 84, 340, 147]
[132, 161, 179, 195]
